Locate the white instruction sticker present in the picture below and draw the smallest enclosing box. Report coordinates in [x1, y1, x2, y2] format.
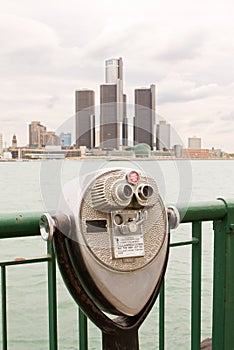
[113, 235, 145, 258]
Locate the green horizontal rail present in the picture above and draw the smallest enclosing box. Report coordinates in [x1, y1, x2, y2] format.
[0, 199, 229, 239]
[177, 200, 227, 223]
[0, 212, 42, 238]
[170, 238, 199, 247]
[0, 255, 51, 267]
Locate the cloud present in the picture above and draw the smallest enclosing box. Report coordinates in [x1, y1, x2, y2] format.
[155, 31, 206, 62]
[220, 112, 234, 121]
[46, 96, 60, 109]
[158, 76, 220, 103]
[188, 119, 213, 127]
[0, 14, 59, 54]
[0, 14, 60, 79]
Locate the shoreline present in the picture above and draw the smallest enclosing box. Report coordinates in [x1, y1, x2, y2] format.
[0, 157, 233, 162]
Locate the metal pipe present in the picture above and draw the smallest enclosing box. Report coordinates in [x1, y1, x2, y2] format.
[1, 266, 7, 350]
[0, 212, 42, 239]
[79, 308, 88, 350]
[0, 200, 230, 239]
[159, 280, 165, 350]
[47, 241, 58, 350]
[177, 200, 227, 223]
[191, 221, 202, 350]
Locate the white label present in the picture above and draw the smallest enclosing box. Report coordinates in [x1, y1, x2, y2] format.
[113, 235, 145, 258]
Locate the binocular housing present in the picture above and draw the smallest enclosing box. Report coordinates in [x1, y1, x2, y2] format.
[41, 168, 174, 317]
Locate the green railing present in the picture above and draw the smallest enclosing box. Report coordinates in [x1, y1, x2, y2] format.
[0, 199, 234, 349]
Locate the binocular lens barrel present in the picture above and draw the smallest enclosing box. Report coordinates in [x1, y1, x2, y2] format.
[116, 183, 133, 201]
[138, 185, 154, 201]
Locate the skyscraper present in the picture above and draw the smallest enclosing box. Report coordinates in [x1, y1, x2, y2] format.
[156, 121, 171, 150]
[75, 90, 95, 149]
[134, 84, 156, 149]
[12, 134, 17, 148]
[29, 121, 46, 148]
[100, 58, 124, 149]
[122, 94, 128, 146]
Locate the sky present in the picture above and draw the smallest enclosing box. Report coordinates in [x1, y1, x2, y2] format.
[1, 0, 234, 151]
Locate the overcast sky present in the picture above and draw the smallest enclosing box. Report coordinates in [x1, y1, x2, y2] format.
[1, 0, 234, 151]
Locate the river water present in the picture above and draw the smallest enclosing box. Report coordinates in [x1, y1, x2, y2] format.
[0, 159, 234, 349]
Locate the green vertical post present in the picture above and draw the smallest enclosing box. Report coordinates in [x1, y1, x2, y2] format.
[1, 266, 7, 350]
[47, 241, 58, 350]
[224, 235, 234, 346]
[159, 280, 165, 350]
[191, 222, 202, 350]
[212, 199, 234, 350]
[212, 219, 226, 349]
[223, 200, 234, 350]
[79, 308, 88, 350]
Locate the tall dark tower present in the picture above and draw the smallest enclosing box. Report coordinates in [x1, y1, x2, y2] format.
[100, 58, 124, 149]
[134, 84, 156, 149]
[75, 90, 95, 149]
[122, 94, 128, 146]
[12, 134, 17, 148]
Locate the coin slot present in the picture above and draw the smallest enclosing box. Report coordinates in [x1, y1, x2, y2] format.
[86, 220, 107, 233]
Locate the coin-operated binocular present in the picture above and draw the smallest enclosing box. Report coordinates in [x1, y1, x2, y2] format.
[40, 168, 179, 350]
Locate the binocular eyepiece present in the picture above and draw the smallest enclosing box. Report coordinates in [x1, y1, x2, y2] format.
[135, 184, 154, 206]
[138, 184, 154, 199]
[116, 183, 133, 201]
[91, 170, 158, 212]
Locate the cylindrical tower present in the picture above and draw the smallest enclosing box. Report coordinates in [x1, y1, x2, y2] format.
[105, 58, 123, 84]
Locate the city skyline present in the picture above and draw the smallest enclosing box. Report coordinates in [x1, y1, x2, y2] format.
[0, 55, 230, 153]
[1, 1, 234, 152]
[75, 58, 158, 150]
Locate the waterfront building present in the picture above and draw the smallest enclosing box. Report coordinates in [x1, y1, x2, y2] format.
[182, 148, 211, 159]
[0, 133, 3, 154]
[12, 134, 17, 148]
[3, 151, 12, 160]
[60, 132, 72, 148]
[174, 144, 183, 158]
[188, 137, 201, 149]
[20, 147, 81, 159]
[156, 121, 171, 150]
[44, 131, 60, 146]
[75, 89, 95, 149]
[134, 84, 156, 150]
[29, 121, 46, 148]
[100, 58, 124, 149]
[134, 143, 151, 158]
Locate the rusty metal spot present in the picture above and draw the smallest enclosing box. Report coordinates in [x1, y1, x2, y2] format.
[15, 258, 26, 261]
